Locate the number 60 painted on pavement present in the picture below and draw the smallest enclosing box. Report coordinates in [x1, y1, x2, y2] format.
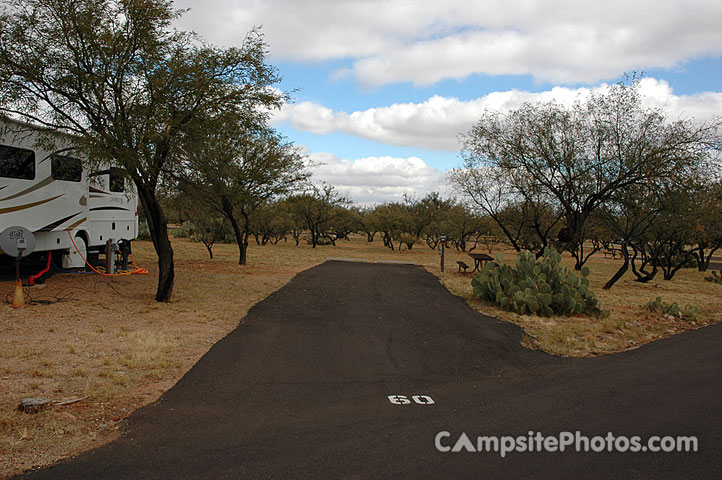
[388, 394, 435, 405]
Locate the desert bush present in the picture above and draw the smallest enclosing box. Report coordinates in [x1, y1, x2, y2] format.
[644, 297, 699, 321]
[137, 220, 151, 241]
[472, 248, 607, 317]
[172, 221, 196, 238]
[305, 235, 334, 246]
[704, 270, 722, 284]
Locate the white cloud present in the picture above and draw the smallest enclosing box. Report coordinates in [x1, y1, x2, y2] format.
[273, 78, 722, 151]
[306, 152, 449, 205]
[174, 0, 722, 87]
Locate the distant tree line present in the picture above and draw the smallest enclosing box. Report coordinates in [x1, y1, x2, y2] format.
[162, 187, 502, 259]
[161, 78, 722, 292]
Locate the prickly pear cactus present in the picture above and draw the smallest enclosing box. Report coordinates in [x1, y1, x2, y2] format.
[472, 248, 606, 317]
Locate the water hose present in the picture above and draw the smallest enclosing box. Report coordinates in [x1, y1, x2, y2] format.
[67, 231, 148, 276]
[29, 251, 52, 286]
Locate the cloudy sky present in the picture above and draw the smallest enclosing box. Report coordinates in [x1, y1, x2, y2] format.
[174, 0, 722, 204]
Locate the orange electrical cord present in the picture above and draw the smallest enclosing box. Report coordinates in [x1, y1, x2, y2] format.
[67, 231, 148, 276]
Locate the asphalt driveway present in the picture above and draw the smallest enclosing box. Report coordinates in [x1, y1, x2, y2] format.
[17, 261, 722, 479]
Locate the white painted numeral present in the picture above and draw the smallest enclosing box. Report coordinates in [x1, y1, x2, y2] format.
[412, 395, 435, 405]
[388, 394, 434, 405]
[388, 395, 412, 405]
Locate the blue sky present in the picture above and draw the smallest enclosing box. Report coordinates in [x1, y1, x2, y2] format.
[174, 0, 722, 204]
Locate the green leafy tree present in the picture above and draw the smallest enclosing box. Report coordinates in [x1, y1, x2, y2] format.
[689, 180, 722, 271]
[250, 200, 292, 246]
[329, 205, 356, 243]
[188, 214, 232, 259]
[276, 197, 307, 246]
[287, 184, 349, 248]
[598, 183, 662, 289]
[373, 193, 451, 251]
[0, 0, 283, 300]
[426, 202, 487, 252]
[354, 207, 380, 243]
[177, 122, 306, 265]
[373, 202, 406, 251]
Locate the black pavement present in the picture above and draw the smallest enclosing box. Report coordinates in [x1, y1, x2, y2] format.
[17, 261, 722, 479]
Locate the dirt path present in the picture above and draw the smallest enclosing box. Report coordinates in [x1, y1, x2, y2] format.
[15, 261, 722, 479]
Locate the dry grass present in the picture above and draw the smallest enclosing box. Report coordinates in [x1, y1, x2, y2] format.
[1, 234, 720, 477]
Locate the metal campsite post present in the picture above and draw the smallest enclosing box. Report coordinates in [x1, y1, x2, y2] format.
[106, 239, 113, 274]
[440, 235, 446, 273]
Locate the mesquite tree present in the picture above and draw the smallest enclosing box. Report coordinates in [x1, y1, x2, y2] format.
[0, 0, 282, 300]
[178, 121, 307, 266]
[287, 184, 349, 248]
[454, 79, 720, 270]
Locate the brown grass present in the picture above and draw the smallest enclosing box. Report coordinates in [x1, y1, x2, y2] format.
[1, 234, 720, 477]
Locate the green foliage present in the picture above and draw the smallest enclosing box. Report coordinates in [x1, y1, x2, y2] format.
[287, 184, 349, 248]
[137, 220, 152, 241]
[397, 233, 416, 250]
[189, 218, 234, 244]
[644, 297, 699, 321]
[172, 220, 233, 242]
[704, 270, 722, 284]
[172, 222, 196, 239]
[305, 235, 334, 246]
[471, 248, 608, 317]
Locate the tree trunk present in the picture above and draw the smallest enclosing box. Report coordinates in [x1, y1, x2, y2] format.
[203, 242, 214, 259]
[136, 183, 174, 302]
[569, 240, 600, 270]
[693, 246, 718, 272]
[227, 213, 246, 265]
[240, 234, 249, 265]
[630, 246, 657, 283]
[603, 244, 630, 289]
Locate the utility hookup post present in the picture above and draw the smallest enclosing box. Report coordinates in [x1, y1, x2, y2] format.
[13, 245, 25, 308]
[440, 235, 446, 273]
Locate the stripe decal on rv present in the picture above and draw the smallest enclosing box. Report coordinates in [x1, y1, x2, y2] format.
[66, 217, 87, 230]
[0, 176, 55, 202]
[89, 206, 131, 212]
[38, 212, 83, 231]
[0, 194, 64, 214]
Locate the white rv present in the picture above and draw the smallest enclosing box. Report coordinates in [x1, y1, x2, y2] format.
[0, 116, 138, 269]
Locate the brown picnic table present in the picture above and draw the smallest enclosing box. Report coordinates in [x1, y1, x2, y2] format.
[603, 244, 623, 259]
[468, 252, 494, 272]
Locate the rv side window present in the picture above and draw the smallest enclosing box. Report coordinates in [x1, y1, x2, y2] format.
[51, 155, 82, 182]
[109, 167, 124, 192]
[0, 144, 35, 180]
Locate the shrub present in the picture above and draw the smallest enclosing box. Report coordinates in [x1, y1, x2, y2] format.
[704, 270, 722, 284]
[644, 297, 698, 321]
[305, 235, 334, 246]
[471, 248, 607, 317]
[172, 221, 197, 238]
